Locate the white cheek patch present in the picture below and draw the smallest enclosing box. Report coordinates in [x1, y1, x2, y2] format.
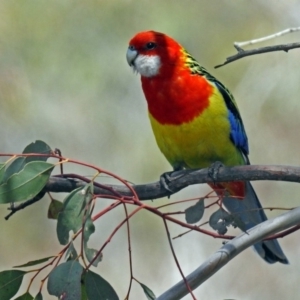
[133, 55, 161, 77]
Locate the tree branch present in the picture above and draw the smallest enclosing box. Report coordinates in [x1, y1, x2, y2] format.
[215, 42, 300, 68]
[49, 164, 300, 200]
[5, 164, 300, 219]
[156, 206, 300, 300]
[234, 27, 300, 48]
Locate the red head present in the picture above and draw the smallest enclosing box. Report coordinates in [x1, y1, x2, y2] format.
[126, 31, 183, 78]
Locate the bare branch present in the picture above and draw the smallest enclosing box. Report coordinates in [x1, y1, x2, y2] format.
[234, 27, 300, 47]
[216, 27, 300, 68]
[156, 206, 300, 300]
[215, 42, 300, 68]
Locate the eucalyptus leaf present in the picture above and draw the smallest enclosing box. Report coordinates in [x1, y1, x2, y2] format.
[185, 198, 205, 224]
[209, 208, 232, 235]
[0, 161, 54, 204]
[57, 183, 93, 245]
[22, 140, 52, 162]
[139, 282, 156, 300]
[0, 269, 26, 300]
[47, 261, 83, 300]
[84, 270, 119, 300]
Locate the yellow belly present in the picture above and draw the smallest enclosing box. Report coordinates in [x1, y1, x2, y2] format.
[148, 93, 244, 169]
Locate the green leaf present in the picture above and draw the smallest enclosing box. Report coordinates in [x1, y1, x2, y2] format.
[0, 161, 54, 204]
[57, 184, 93, 245]
[209, 208, 233, 235]
[185, 198, 205, 224]
[2, 157, 26, 183]
[83, 216, 101, 266]
[57, 187, 84, 245]
[0, 163, 6, 183]
[1, 141, 52, 185]
[33, 292, 43, 300]
[0, 269, 26, 300]
[14, 292, 34, 300]
[81, 279, 88, 300]
[47, 261, 83, 300]
[48, 199, 63, 220]
[22, 140, 52, 162]
[84, 247, 102, 267]
[83, 213, 95, 243]
[84, 270, 119, 300]
[78, 182, 94, 216]
[14, 256, 54, 268]
[139, 282, 156, 300]
[65, 242, 78, 261]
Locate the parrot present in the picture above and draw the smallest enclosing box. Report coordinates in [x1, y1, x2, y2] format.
[126, 30, 288, 264]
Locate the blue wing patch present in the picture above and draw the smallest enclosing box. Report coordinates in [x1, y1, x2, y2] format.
[228, 109, 249, 155]
[213, 81, 249, 158]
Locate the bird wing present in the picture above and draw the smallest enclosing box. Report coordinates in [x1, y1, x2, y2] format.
[184, 49, 249, 161]
[214, 80, 249, 160]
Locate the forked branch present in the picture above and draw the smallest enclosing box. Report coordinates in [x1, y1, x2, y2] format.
[215, 27, 300, 68]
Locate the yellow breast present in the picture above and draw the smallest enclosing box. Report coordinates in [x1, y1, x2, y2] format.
[148, 90, 244, 169]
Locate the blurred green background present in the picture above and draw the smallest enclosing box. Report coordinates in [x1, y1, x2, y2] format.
[1, 0, 300, 299]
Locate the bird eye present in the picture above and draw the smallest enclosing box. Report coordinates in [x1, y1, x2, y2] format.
[128, 45, 135, 51]
[145, 42, 156, 50]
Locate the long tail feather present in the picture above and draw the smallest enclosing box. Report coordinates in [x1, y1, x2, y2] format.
[222, 181, 288, 264]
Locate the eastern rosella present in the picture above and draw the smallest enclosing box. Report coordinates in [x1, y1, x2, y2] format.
[126, 31, 288, 264]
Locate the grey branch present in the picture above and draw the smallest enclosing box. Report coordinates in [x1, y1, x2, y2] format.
[234, 27, 300, 47]
[156, 206, 300, 300]
[215, 42, 300, 68]
[5, 164, 300, 220]
[48, 164, 300, 200]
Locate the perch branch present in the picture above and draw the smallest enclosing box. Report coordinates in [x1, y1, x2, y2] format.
[5, 164, 300, 219]
[50, 164, 300, 200]
[156, 206, 300, 300]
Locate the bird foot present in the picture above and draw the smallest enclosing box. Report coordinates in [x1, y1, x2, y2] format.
[159, 169, 186, 194]
[208, 161, 224, 183]
[160, 171, 175, 193]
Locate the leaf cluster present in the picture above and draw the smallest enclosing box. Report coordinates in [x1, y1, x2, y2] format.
[0, 141, 155, 300]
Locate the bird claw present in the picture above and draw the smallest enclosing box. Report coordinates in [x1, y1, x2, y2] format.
[159, 169, 187, 196]
[160, 171, 174, 194]
[208, 161, 224, 183]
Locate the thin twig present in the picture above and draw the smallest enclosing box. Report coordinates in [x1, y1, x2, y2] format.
[124, 203, 134, 300]
[215, 42, 300, 68]
[216, 27, 300, 68]
[234, 27, 300, 47]
[163, 218, 197, 300]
